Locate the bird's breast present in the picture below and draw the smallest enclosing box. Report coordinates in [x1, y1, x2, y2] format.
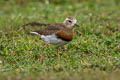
[56, 30, 73, 41]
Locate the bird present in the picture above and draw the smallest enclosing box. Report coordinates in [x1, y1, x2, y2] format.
[23, 16, 79, 63]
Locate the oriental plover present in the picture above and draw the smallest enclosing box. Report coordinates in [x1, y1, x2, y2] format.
[24, 16, 79, 63]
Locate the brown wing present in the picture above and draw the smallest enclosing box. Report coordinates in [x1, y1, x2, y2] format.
[22, 22, 50, 30]
[31, 23, 65, 35]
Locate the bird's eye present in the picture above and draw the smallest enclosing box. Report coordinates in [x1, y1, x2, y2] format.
[68, 20, 72, 23]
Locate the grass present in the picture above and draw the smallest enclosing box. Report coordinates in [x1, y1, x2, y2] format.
[0, 0, 120, 80]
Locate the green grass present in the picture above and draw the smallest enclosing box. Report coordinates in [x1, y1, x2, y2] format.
[0, 0, 120, 80]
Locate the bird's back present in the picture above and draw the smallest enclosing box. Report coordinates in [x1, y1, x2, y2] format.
[31, 23, 66, 35]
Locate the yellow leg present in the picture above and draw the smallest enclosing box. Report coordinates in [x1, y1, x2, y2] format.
[57, 47, 60, 64]
[40, 43, 48, 64]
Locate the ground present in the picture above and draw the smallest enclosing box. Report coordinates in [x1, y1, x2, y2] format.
[0, 0, 120, 80]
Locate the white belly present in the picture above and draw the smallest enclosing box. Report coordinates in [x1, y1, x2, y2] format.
[40, 34, 68, 46]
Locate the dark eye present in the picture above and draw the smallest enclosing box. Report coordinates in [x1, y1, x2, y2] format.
[68, 20, 72, 23]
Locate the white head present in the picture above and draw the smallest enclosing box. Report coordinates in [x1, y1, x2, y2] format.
[63, 16, 78, 29]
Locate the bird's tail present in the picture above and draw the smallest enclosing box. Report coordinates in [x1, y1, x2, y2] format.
[30, 31, 40, 36]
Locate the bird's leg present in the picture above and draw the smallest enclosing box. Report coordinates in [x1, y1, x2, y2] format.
[40, 43, 48, 64]
[57, 47, 60, 64]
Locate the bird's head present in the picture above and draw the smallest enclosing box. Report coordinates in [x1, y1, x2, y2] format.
[63, 16, 79, 29]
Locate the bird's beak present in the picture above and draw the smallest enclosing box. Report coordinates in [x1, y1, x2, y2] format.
[75, 23, 79, 27]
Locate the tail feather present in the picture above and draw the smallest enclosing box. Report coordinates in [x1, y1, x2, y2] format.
[30, 31, 40, 35]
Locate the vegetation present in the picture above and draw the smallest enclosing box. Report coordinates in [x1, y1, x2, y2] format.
[0, 0, 120, 79]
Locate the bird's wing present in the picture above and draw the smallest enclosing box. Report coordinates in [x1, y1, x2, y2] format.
[22, 22, 50, 29]
[30, 23, 65, 35]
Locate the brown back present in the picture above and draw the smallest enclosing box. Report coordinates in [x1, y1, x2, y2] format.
[32, 23, 66, 35]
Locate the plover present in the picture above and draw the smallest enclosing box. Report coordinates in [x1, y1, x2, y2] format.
[24, 16, 78, 63]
